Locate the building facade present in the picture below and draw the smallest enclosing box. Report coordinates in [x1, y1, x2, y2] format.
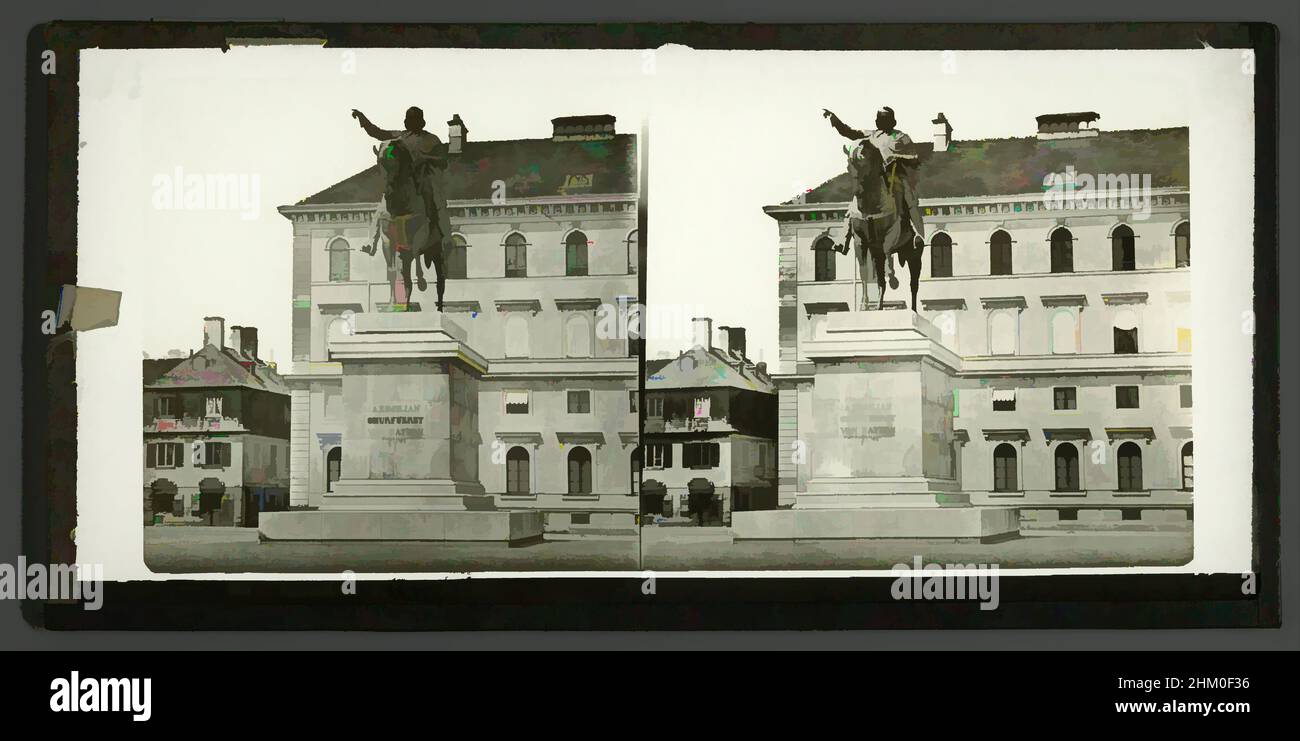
[768, 112, 1192, 528]
[279, 114, 640, 532]
[143, 318, 292, 527]
[643, 320, 779, 525]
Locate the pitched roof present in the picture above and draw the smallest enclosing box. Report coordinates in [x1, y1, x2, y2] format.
[143, 357, 186, 385]
[797, 127, 1188, 204]
[296, 133, 637, 206]
[646, 346, 775, 394]
[147, 344, 290, 395]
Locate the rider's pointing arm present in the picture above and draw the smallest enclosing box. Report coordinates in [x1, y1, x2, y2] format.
[351, 110, 401, 141]
[822, 109, 868, 140]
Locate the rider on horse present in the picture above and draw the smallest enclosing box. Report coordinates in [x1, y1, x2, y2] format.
[351, 106, 454, 309]
[822, 106, 926, 289]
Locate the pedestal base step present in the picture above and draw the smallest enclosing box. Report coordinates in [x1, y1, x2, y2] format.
[731, 507, 1020, 542]
[258, 510, 544, 543]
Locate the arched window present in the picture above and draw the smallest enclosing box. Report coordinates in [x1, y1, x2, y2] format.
[567, 447, 593, 495]
[446, 234, 468, 280]
[566, 231, 589, 276]
[564, 314, 593, 358]
[990, 230, 1013, 276]
[1117, 441, 1143, 492]
[1181, 441, 1194, 491]
[1113, 309, 1139, 354]
[993, 443, 1018, 492]
[989, 311, 1017, 356]
[506, 446, 530, 495]
[327, 237, 351, 282]
[326, 447, 342, 493]
[1174, 221, 1190, 268]
[1054, 443, 1081, 492]
[1051, 310, 1077, 355]
[1050, 227, 1074, 273]
[504, 232, 528, 278]
[626, 230, 639, 275]
[1111, 224, 1136, 271]
[930, 232, 953, 278]
[813, 236, 836, 281]
[503, 314, 530, 358]
[149, 480, 179, 519]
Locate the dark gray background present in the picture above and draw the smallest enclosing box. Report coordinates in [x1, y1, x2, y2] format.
[2, 0, 1295, 650]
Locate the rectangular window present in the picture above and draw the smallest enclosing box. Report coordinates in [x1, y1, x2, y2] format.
[628, 390, 639, 414]
[148, 442, 182, 468]
[1053, 387, 1077, 410]
[203, 442, 231, 467]
[1113, 327, 1139, 354]
[1180, 384, 1192, 408]
[1177, 327, 1192, 354]
[504, 390, 530, 415]
[646, 443, 672, 468]
[205, 395, 223, 417]
[682, 442, 721, 469]
[155, 396, 174, 418]
[1115, 386, 1140, 409]
[646, 396, 664, 417]
[693, 395, 712, 418]
[567, 390, 591, 414]
[992, 389, 1016, 412]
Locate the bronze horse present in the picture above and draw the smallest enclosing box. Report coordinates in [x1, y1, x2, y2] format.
[841, 138, 924, 311]
[368, 139, 448, 311]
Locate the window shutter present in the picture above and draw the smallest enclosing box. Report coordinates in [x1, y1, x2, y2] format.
[147, 443, 157, 468]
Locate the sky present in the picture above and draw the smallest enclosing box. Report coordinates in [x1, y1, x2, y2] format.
[78, 47, 652, 365]
[642, 46, 1247, 368]
[80, 45, 1243, 370]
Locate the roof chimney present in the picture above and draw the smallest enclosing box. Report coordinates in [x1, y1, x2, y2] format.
[932, 112, 953, 151]
[551, 114, 616, 142]
[691, 317, 713, 351]
[1036, 112, 1100, 140]
[229, 325, 245, 357]
[447, 114, 468, 154]
[203, 316, 225, 350]
[239, 326, 259, 361]
[717, 325, 747, 361]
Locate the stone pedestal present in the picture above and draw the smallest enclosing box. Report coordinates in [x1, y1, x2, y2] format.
[732, 310, 1018, 542]
[259, 312, 543, 543]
